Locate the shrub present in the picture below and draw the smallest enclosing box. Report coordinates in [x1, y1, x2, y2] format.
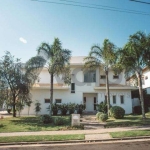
[110, 106, 125, 119]
[39, 114, 52, 124]
[96, 112, 103, 120]
[99, 113, 108, 122]
[68, 103, 76, 114]
[96, 100, 108, 113]
[76, 104, 85, 114]
[59, 104, 68, 115]
[54, 117, 64, 126]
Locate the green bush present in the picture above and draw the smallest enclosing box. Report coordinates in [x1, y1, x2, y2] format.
[54, 117, 64, 126]
[59, 104, 68, 115]
[110, 106, 125, 119]
[99, 113, 108, 122]
[96, 100, 108, 113]
[39, 114, 52, 124]
[96, 112, 103, 120]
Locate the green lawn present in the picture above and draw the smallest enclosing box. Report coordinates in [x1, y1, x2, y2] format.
[110, 130, 150, 138]
[0, 116, 83, 132]
[105, 112, 150, 128]
[0, 134, 85, 143]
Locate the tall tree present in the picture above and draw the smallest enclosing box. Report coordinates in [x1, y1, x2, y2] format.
[0, 52, 45, 117]
[37, 38, 71, 116]
[118, 31, 150, 119]
[84, 39, 117, 115]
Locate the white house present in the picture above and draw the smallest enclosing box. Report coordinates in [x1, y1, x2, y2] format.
[21, 56, 137, 115]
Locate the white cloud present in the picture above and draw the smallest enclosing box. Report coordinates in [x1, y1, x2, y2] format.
[19, 37, 27, 44]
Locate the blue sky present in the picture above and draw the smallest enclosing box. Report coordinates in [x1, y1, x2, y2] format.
[0, 0, 150, 62]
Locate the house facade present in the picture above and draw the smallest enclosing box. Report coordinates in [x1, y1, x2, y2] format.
[21, 56, 137, 115]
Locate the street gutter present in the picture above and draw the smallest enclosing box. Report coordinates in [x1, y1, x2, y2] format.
[0, 136, 150, 146]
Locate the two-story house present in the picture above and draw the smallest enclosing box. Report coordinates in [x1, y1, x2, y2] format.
[21, 56, 137, 115]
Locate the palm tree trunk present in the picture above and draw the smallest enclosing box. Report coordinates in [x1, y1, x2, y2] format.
[105, 69, 110, 116]
[50, 73, 54, 116]
[137, 74, 146, 119]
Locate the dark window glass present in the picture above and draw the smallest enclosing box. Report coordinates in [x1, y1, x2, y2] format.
[120, 95, 124, 104]
[55, 99, 62, 103]
[71, 83, 75, 93]
[45, 99, 50, 103]
[84, 71, 96, 82]
[113, 95, 116, 104]
[113, 75, 119, 79]
[100, 75, 106, 79]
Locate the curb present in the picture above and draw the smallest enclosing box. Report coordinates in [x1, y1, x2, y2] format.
[0, 136, 150, 146]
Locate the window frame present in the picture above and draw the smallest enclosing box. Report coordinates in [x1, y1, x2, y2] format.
[113, 75, 119, 79]
[55, 99, 62, 103]
[100, 75, 106, 79]
[120, 95, 124, 104]
[45, 99, 50, 103]
[71, 83, 75, 93]
[113, 95, 116, 104]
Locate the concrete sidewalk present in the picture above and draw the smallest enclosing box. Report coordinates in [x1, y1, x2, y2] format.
[0, 126, 150, 137]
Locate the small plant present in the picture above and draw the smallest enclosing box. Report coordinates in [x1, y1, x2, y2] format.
[76, 104, 85, 114]
[59, 104, 68, 115]
[99, 113, 108, 122]
[50, 103, 59, 115]
[34, 100, 41, 116]
[96, 112, 103, 120]
[96, 100, 108, 113]
[54, 117, 64, 125]
[39, 114, 52, 124]
[68, 103, 76, 114]
[110, 106, 125, 119]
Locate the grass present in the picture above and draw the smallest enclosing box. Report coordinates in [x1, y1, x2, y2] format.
[105, 112, 150, 128]
[0, 134, 85, 143]
[110, 130, 150, 138]
[0, 116, 83, 132]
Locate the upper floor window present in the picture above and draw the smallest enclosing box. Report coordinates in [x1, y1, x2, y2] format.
[100, 75, 106, 79]
[71, 83, 75, 93]
[84, 71, 96, 82]
[113, 75, 119, 79]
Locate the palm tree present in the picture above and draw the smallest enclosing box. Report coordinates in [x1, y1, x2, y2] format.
[118, 31, 150, 119]
[37, 38, 71, 115]
[84, 39, 117, 115]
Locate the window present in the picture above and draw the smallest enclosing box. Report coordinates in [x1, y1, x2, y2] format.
[100, 75, 106, 79]
[120, 95, 124, 104]
[113, 95, 116, 104]
[71, 83, 75, 93]
[84, 71, 96, 82]
[113, 75, 119, 79]
[45, 99, 50, 103]
[55, 99, 62, 103]
[145, 76, 148, 80]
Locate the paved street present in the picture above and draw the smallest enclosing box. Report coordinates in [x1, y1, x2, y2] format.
[0, 139, 150, 150]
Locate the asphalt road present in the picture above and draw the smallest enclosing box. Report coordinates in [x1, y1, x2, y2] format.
[0, 140, 150, 150]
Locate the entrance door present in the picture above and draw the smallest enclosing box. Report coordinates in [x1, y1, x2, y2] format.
[86, 96, 94, 111]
